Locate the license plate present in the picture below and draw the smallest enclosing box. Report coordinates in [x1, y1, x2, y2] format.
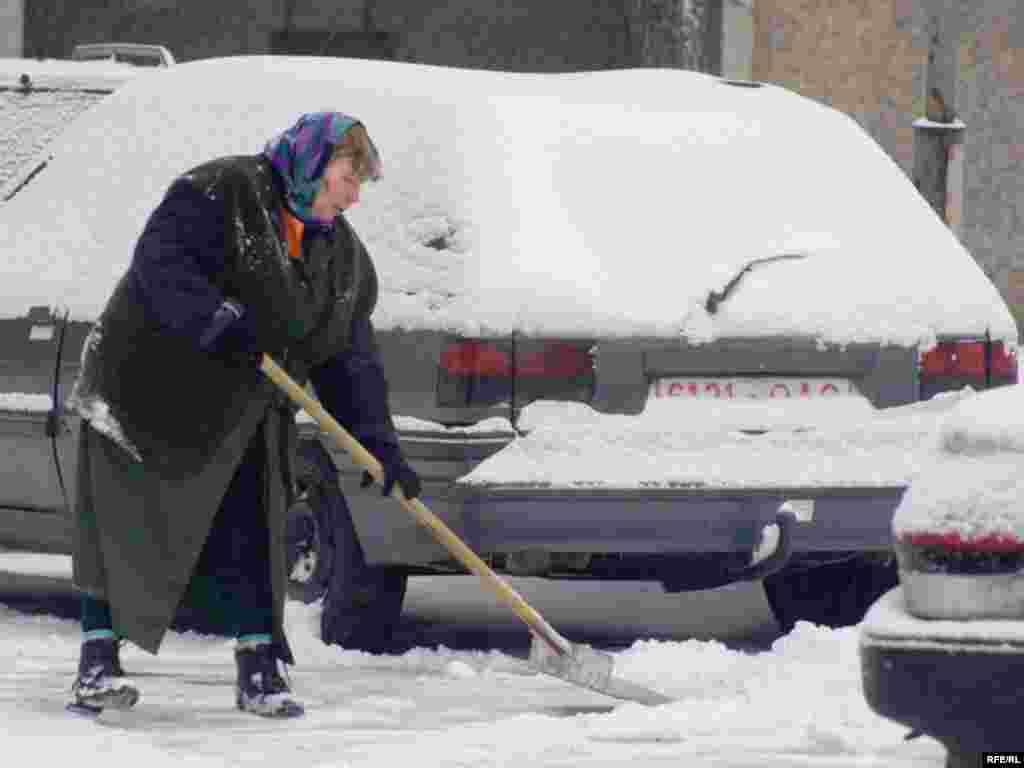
[649, 377, 858, 400]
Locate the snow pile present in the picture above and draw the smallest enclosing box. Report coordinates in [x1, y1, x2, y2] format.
[0, 56, 1012, 350]
[864, 587, 1024, 645]
[939, 382, 1024, 456]
[894, 384, 1024, 542]
[285, 610, 927, 766]
[462, 394, 967, 489]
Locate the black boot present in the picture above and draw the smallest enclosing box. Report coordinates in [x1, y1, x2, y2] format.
[235, 644, 304, 718]
[68, 637, 139, 716]
[111, 639, 126, 677]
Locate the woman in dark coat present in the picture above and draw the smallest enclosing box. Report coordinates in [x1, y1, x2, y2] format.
[65, 112, 420, 719]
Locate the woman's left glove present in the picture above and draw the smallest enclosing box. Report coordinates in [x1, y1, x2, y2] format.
[358, 437, 422, 500]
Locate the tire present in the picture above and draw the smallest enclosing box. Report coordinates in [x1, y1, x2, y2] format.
[763, 553, 898, 634]
[284, 446, 336, 604]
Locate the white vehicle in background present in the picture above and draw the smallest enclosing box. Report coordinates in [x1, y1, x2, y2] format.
[70, 43, 175, 68]
[0, 56, 1017, 651]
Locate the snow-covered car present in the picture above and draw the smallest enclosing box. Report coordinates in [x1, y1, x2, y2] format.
[1, 57, 148, 199]
[861, 384, 1024, 765]
[0, 56, 1017, 648]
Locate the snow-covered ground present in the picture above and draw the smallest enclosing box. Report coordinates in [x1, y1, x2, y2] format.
[0, 571, 946, 767]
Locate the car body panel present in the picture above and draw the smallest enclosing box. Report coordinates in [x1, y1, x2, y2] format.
[860, 589, 1024, 754]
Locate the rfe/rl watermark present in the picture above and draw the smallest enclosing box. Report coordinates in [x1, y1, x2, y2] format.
[982, 753, 1024, 766]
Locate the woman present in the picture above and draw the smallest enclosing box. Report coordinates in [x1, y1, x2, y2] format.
[66, 112, 420, 719]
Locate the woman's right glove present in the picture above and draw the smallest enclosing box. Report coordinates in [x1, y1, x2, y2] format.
[358, 436, 422, 500]
[198, 300, 263, 368]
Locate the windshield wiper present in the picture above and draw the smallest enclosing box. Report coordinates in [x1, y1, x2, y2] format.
[704, 253, 808, 315]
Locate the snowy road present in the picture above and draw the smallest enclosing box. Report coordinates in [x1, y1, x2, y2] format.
[0, 568, 947, 767]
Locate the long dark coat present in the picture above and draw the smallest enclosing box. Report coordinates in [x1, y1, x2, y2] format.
[69, 155, 401, 662]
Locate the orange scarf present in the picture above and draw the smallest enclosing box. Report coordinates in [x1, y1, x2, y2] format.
[281, 208, 304, 259]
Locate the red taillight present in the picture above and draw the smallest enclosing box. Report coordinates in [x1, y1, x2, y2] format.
[518, 342, 594, 378]
[919, 340, 1019, 382]
[437, 338, 596, 408]
[900, 531, 1024, 554]
[440, 341, 511, 376]
[919, 341, 986, 377]
[440, 340, 593, 378]
[991, 341, 1019, 380]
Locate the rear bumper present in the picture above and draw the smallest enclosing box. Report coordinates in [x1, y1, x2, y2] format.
[330, 426, 903, 568]
[860, 588, 1024, 753]
[456, 485, 902, 555]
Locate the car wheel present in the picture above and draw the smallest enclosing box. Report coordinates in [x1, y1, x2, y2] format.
[284, 444, 344, 606]
[763, 553, 898, 633]
[284, 487, 331, 606]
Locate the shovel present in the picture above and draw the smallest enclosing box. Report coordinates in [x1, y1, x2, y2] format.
[260, 354, 673, 706]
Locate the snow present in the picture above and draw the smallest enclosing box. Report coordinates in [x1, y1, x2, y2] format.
[0, 58, 146, 195]
[0, 58, 148, 86]
[0, 393, 52, 412]
[911, 117, 966, 130]
[1, 52, 1018, 765]
[0, 56, 1014, 350]
[862, 587, 1024, 647]
[893, 384, 1024, 543]
[462, 389, 971, 489]
[0, 578, 946, 766]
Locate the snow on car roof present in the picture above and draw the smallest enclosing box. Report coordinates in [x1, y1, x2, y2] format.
[0, 55, 1014, 347]
[0, 57, 149, 87]
[0, 58, 153, 195]
[893, 383, 1024, 543]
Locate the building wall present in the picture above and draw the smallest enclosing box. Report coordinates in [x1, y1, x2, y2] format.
[0, 0, 24, 57]
[751, 0, 927, 175]
[958, 2, 1024, 326]
[752, 0, 1024, 337]
[24, 0, 633, 72]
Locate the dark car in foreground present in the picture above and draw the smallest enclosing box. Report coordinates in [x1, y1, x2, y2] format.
[0, 56, 1017, 649]
[861, 384, 1024, 766]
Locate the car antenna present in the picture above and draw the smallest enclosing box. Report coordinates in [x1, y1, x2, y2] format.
[704, 253, 808, 315]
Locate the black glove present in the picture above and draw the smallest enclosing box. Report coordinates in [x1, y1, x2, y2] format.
[199, 300, 262, 368]
[358, 437, 421, 500]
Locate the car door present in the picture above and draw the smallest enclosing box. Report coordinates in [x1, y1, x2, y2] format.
[0, 307, 85, 553]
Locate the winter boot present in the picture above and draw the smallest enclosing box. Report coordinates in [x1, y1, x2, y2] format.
[234, 643, 304, 718]
[111, 639, 126, 677]
[68, 637, 140, 716]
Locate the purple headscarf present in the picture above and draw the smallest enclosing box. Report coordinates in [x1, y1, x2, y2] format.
[262, 111, 381, 226]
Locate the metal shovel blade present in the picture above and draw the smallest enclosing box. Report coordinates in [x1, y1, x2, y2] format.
[528, 633, 674, 706]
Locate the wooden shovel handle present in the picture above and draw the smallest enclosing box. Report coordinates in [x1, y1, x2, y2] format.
[259, 354, 571, 656]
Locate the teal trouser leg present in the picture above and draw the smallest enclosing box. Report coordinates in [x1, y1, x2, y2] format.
[80, 594, 115, 640]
